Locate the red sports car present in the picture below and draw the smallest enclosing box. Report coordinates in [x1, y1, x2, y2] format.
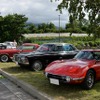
[0, 43, 39, 62]
[44, 49, 100, 89]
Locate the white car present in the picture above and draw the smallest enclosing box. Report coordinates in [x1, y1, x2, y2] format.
[0, 43, 6, 46]
[4, 41, 16, 49]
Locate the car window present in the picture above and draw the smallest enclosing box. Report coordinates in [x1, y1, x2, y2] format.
[75, 51, 100, 60]
[6, 43, 10, 46]
[37, 44, 55, 52]
[22, 46, 35, 50]
[75, 51, 94, 60]
[52, 45, 76, 51]
[37, 44, 77, 52]
[17, 46, 22, 50]
[69, 45, 76, 50]
[93, 52, 100, 60]
[0, 45, 6, 49]
[54, 46, 64, 51]
[63, 45, 75, 51]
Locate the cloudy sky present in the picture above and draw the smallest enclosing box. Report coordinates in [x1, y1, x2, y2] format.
[0, 0, 69, 27]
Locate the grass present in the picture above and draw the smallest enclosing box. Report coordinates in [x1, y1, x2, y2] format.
[0, 62, 100, 100]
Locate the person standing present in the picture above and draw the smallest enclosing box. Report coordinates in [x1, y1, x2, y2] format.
[13, 40, 17, 47]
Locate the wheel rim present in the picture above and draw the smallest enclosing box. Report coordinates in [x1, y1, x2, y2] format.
[1, 55, 8, 62]
[33, 61, 42, 71]
[87, 73, 94, 88]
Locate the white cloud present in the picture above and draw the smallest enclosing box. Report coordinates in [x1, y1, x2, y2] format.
[0, 0, 69, 27]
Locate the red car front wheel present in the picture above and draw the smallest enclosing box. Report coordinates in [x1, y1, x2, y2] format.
[82, 70, 95, 90]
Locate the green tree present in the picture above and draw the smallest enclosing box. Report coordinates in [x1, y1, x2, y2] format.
[65, 20, 83, 34]
[38, 23, 47, 33]
[38, 22, 56, 33]
[0, 13, 28, 42]
[27, 23, 37, 33]
[47, 22, 56, 32]
[51, 0, 100, 38]
[0, 16, 4, 41]
[49, 22, 56, 29]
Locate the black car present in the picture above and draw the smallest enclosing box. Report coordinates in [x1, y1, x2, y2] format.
[13, 43, 79, 71]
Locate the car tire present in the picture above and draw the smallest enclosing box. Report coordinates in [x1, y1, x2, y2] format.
[18, 63, 24, 68]
[31, 60, 43, 71]
[82, 70, 95, 90]
[0, 54, 9, 62]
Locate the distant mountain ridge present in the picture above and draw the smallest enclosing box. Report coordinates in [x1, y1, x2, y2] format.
[26, 22, 60, 29]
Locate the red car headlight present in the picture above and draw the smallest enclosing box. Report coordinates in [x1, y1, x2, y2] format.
[65, 76, 71, 82]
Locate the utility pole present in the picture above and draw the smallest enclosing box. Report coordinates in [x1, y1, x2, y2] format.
[59, 15, 60, 42]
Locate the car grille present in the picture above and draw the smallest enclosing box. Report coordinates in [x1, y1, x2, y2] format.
[47, 73, 64, 80]
[47, 73, 67, 83]
[13, 55, 16, 61]
[14, 55, 22, 63]
[14, 55, 18, 61]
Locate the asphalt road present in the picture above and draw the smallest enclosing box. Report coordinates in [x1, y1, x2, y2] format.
[0, 77, 39, 100]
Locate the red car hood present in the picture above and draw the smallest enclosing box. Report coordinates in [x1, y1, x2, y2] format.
[45, 59, 96, 77]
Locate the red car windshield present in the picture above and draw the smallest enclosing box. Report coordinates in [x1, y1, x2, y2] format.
[74, 51, 100, 60]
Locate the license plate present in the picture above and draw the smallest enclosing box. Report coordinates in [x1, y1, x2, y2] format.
[49, 78, 59, 85]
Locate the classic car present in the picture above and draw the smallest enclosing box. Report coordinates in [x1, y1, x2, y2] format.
[4, 41, 17, 49]
[0, 43, 39, 62]
[13, 43, 79, 71]
[44, 49, 100, 89]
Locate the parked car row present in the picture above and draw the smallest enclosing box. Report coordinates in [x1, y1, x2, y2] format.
[13, 43, 100, 89]
[1, 42, 100, 89]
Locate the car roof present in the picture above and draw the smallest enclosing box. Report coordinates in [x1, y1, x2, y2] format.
[4, 41, 14, 43]
[43, 43, 72, 46]
[81, 49, 100, 52]
[22, 43, 39, 46]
